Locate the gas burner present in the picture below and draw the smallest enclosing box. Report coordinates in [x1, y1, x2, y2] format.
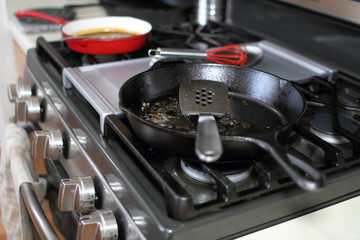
[180, 160, 252, 184]
[309, 112, 351, 144]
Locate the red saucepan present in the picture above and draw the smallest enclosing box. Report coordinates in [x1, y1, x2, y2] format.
[16, 10, 152, 54]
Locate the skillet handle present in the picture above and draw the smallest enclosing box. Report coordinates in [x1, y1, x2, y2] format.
[195, 115, 223, 162]
[254, 138, 326, 191]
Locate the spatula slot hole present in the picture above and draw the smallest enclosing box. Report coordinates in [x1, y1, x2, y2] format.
[194, 87, 216, 106]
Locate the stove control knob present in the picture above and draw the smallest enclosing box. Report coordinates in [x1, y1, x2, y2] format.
[15, 97, 41, 123]
[8, 82, 32, 102]
[31, 129, 63, 160]
[77, 209, 118, 240]
[58, 176, 95, 212]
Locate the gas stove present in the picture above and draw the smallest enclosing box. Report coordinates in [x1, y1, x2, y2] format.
[8, 0, 360, 239]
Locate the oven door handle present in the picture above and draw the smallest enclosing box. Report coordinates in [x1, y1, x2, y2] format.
[20, 182, 60, 240]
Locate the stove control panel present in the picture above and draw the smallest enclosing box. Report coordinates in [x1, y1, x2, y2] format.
[77, 209, 118, 240]
[8, 82, 33, 102]
[15, 97, 41, 123]
[58, 176, 96, 212]
[30, 129, 63, 160]
[8, 83, 42, 123]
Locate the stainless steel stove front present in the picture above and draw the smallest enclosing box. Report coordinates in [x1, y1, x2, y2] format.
[11, 48, 155, 240]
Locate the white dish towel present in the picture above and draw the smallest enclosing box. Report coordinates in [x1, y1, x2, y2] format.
[0, 123, 47, 240]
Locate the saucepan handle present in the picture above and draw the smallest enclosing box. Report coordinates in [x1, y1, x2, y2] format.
[15, 10, 68, 25]
[251, 137, 326, 191]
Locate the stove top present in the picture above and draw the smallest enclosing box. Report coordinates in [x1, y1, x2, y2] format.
[62, 37, 333, 135]
[102, 69, 360, 220]
[15, 2, 360, 239]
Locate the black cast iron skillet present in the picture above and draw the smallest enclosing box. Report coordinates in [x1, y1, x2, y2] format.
[119, 60, 326, 191]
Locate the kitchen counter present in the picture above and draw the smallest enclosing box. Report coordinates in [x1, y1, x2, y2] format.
[6, 1, 360, 240]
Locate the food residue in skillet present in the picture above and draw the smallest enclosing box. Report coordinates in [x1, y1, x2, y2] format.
[138, 92, 252, 135]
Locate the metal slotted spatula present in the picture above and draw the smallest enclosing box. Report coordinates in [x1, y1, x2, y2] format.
[179, 80, 228, 162]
